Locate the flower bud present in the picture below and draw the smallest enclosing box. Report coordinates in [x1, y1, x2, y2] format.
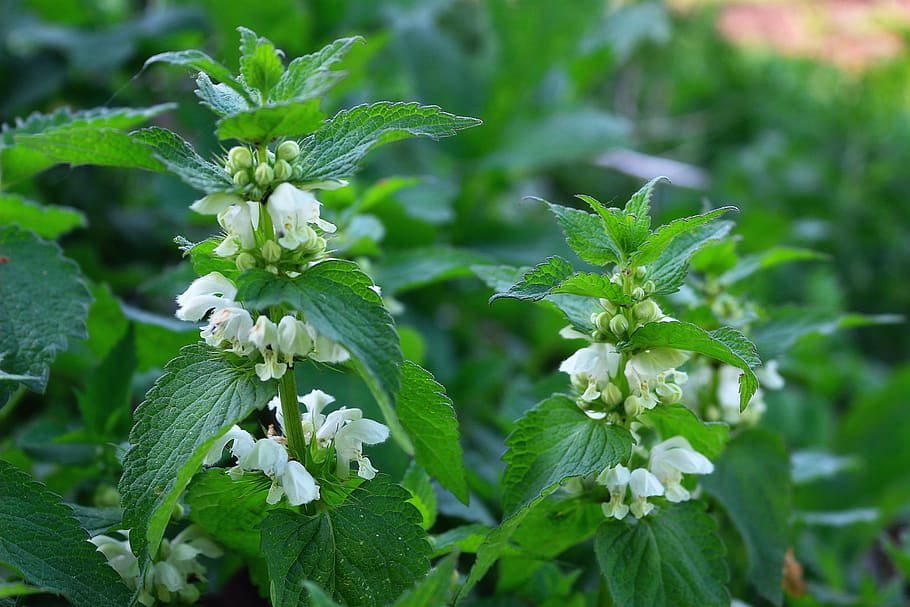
[634, 299, 661, 324]
[601, 382, 622, 406]
[598, 298, 618, 315]
[609, 314, 629, 337]
[277, 140, 300, 161]
[632, 286, 646, 300]
[593, 311, 612, 334]
[235, 252, 257, 271]
[255, 162, 274, 185]
[274, 159, 293, 182]
[656, 381, 683, 404]
[262, 240, 282, 263]
[634, 266, 648, 280]
[228, 146, 253, 169]
[642, 280, 656, 294]
[171, 502, 185, 521]
[233, 170, 250, 187]
[624, 394, 646, 418]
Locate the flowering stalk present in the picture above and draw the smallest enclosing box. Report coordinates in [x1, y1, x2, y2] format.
[275, 344, 307, 462]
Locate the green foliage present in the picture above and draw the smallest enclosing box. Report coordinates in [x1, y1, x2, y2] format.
[75, 325, 135, 439]
[647, 220, 735, 295]
[702, 430, 790, 606]
[397, 362, 468, 503]
[0, 195, 85, 239]
[391, 552, 459, 607]
[490, 256, 574, 303]
[131, 127, 235, 192]
[594, 501, 730, 607]
[640, 404, 729, 460]
[119, 345, 276, 565]
[632, 207, 736, 266]
[0, 460, 132, 607]
[544, 201, 623, 266]
[0, 226, 91, 404]
[402, 463, 438, 530]
[271, 37, 362, 103]
[216, 99, 324, 142]
[550, 272, 632, 304]
[260, 477, 430, 607]
[502, 395, 633, 516]
[372, 247, 488, 296]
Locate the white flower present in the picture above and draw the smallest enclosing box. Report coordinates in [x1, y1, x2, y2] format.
[214, 201, 260, 257]
[190, 192, 244, 215]
[717, 365, 767, 424]
[596, 464, 631, 520]
[249, 316, 287, 381]
[200, 306, 254, 353]
[333, 418, 390, 479]
[238, 437, 288, 477]
[625, 347, 689, 407]
[175, 272, 237, 321]
[277, 315, 315, 362]
[204, 425, 255, 465]
[91, 532, 139, 583]
[280, 460, 321, 505]
[310, 334, 350, 363]
[648, 436, 714, 503]
[299, 389, 333, 442]
[267, 183, 336, 251]
[629, 468, 664, 518]
[315, 407, 363, 446]
[559, 342, 622, 402]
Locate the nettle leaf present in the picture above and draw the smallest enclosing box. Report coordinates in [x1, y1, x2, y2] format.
[76, 325, 135, 439]
[297, 102, 481, 183]
[0, 194, 85, 239]
[502, 394, 634, 517]
[640, 404, 729, 460]
[372, 246, 489, 296]
[490, 256, 574, 303]
[66, 505, 123, 537]
[238, 28, 285, 99]
[260, 477, 430, 607]
[718, 247, 827, 286]
[392, 552, 458, 607]
[402, 464, 438, 530]
[119, 344, 276, 565]
[131, 126, 234, 193]
[576, 194, 645, 260]
[594, 501, 730, 607]
[0, 460, 132, 607]
[195, 73, 251, 117]
[272, 37, 363, 103]
[648, 220, 734, 294]
[622, 321, 760, 411]
[543, 200, 622, 266]
[0, 227, 91, 405]
[551, 272, 632, 305]
[632, 207, 736, 266]
[702, 429, 790, 606]
[144, 49, 250, 100]
[181, 237, 239, 278]
[235, 260, 402, 408]
[14, 129, 165, 173]
[397, 362, 468, 503]
[216, 99, 325, 142]
[511, 495, 604, 559]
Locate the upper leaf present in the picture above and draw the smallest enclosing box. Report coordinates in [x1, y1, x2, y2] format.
[594, 501, 730, 607]
[296, 102, 482, 183]
[502, 394, 634, 516]
[0, 227, 91, 405]
[0, 460, 132, 607]
[216, 99, 325, 142]
[260, 477, 430, 607]
[542, 200, 622, 266]
[238, 28, 284, 100]
[551, 272, 633, 305]
[271, 37, 363, 103]
[632, 207, 736, 266]
[624, 176, 667, 232]
[194, 73, 251, 117]
[647, 220, 734, 294]
[397, 361, 469, 503]
[576, 194, 646, 260]
[622, 321, 760, 410]
[131, 127, 235, 193]
[490, 256, 574, 303]
[144, 49, 250, 101]
[119, 344, 276, 565]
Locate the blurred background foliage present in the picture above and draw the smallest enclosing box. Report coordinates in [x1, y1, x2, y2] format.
[1, 0, 908, 605]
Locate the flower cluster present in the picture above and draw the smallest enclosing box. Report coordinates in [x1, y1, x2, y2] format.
[685, 359, 784, 425]
[204, 389, 389, 506]
[90, 526, 221, 606]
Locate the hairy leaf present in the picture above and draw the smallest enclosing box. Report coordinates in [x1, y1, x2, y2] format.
[633, 207, 736, 266]
[14, 129, 165, 173]
[76, 326, 135, 438]
[648, 220, 734, 294]
[543, 200, 622, 266]
[216, 99, 325, 142]
[238, 30, 284, 99]
[131, 126, 234, 193]
[490, 256, 574, 303]
[272, 37, 363, 102]
[0, 195, 85, 239]
[194, 73, 250, 117]
[551, 272, 632, 304]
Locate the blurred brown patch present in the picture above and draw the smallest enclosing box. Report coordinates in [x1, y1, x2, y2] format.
[783, 547, 808, 597]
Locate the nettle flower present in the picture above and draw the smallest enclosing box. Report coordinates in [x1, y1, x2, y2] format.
[277, 315, 315, 363]
[267, 183, 336, 250]
[629, 467, 664, 518]
[214, 201, 260, 257]
[623, 347, 689, 414]
[596, 464, 631, 520]
[648, 436, 714, 502]
[200, 306, 254, 354]
[189, 192, 244, 215]
[559, 341, 622, 404]
[175, 272, 237, 322]
[249, 316, 287, 381]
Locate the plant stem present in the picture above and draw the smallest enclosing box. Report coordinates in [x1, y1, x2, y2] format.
[277, 368, 308, 463]
[0, 385, 26, 425]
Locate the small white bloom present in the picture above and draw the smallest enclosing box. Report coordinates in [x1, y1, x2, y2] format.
[203, 425, 255, 465]
[238, 438, 288, 477]
[281, 460, 321, 505]
[175, 272, 237, 321]
[558, 325, 591, 341]
[91, 532, 139, 583]
[249, 316, 288, 380]
[315, 407, 363, 445]
[214, 201, 260, 257]
[277, 315, 315, 362]
[299, 389, 333, 443]
[267, 183, 336, 251]
[200, 306, 254, 353]
[560, 342, 622, 381]
[310, 334, 350, 363]
[649, 436, 714, 503]
[333, 418, 390, 479]
[189, 192, 244, 215]
[596, 464, 631, 520]
[629, 468, 664, 518]
[757, 359, 785, 390]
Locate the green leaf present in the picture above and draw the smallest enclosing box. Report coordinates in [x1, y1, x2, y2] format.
[66, 504, 123, 536]
[542, 200, 622, 266]
[551, 272, 632, 304]
[402, 463, 438, 530]
[623, 321, 759, 410]
[372, 246, 489, 296]
[391, 552, 458, 607]
[14, 129, 164, 173]
[297, 102, 481, 183]
[624, 176, 667, 232]
[502, 394, 634, 516]
[181, 237, 239, 279]
[235, 260, 402, 406]
[238, 29, 285, 99]
[648, 220, 734, 294]
[632, 207, 736, 266]
[490, 256, 574, 303]
[76, 325, 135, 438]
[640, 404, 729, 460]
[119, 344, 276, 565]
[576, 194, 645, 260]
[594, 501, 729, 607]
[186, 468, 285, 557]
[194, 73, 251, 117]
[0, 227, 91, 404]
[717, 247, 827, 286]
[0, 194, 85, 239]
[0, 582, 45, 599]
[216, 99, 325, 142]
[0, 460, 132, 607]
[397, 362, 468, 504]
[131, 126, 234, 193]
[702, 429, 789, 606]
[144, 49, 249, 100]
[260, 477, 430, 607]
[272, 37, 363, 103]
[511, 495, 604, 558]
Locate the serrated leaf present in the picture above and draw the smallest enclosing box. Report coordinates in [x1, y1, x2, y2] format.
[718, 247, 827, 286]
[542, 200, 622, 266]
[551, 272, 632, 304]
[297, 102, 481, 183]
[594, 501, 729, 607]
[235, 260, 401, 406]
[0, 227, 91, 404]
[702, 429, 789, 606]
[119, 344, 276, 565]
[0, 195, 85, 239]
[640, 404, 729, 460]
[0, 460, 132, 607]
[576, 194, 645, 260]
[648, 220, 734, 294]
[397, 362, 468, 504]
[183, 237, 239, 278]
[502, 395, 633, 516]
[303, 582, 343, 607]
[272, 37, 363, 103]
[145, 49, 250, 100]
[15, 128, 165, 172]
[632, 207, 736, 266]
[131, 126, 234, 193]
[239, 34, 285, 99]
[623, 176, 667, 233]
[260, 477, 430, 607]
[76, 325, 135, 438]
[194, 73, 251, 117]
[372, 246, 489, 296]
[622, 321, 759, 410]
[66, 505, 123, 536]
[490, 256, 574, 303]
[392, 552, 458, 607]
[216, 99, 324, 142]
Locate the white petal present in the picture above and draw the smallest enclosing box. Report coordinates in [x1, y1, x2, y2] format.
[190, 192, 243, 215]
[282, 461, 321, 505]
[356, 456, 379, 480]
[596, 464, 631, 490]
[629, 468, 664, 498]
[175, 272, 237, 321]
[559, 325, 591, 340]
[315, 407, 363, 442]
[336, 418, 389, 446]
[238, 438, 288, 476]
